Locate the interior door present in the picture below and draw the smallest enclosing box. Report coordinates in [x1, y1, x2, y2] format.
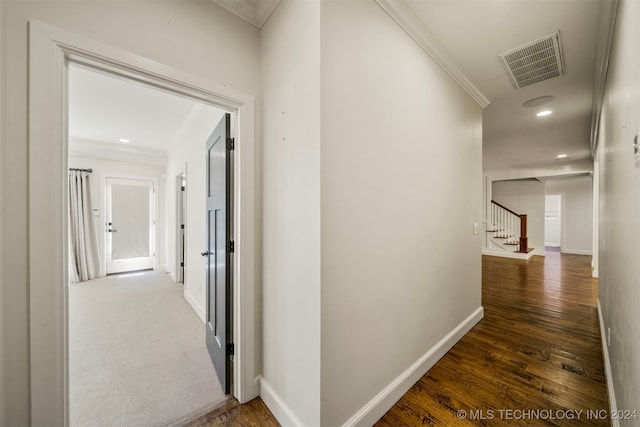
[204, 113, 233, 394]
[176, 174, 186, 283]
[106, 178, 155, 274]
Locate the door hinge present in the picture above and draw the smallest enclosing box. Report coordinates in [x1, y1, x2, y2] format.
[227, 342, 234, 356]
[181, 186, 185, 191]
[226, 137, 235, 151]
[180, 224, 185, 229]
[180, 262, 184, 267]
[227, 240, 235, 253]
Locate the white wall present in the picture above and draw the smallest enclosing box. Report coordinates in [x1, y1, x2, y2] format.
[545, 175, 594, 254]
[1, 2, 260, 424]
[597, 0, 640, 415]
[68, 154, 166, 276]
[492, 180, 545, 255]
[0, 0, 6, 423]
[165, 104, 223, 320]
[260, 1, 321, 425]
[320, 1, 482, 425]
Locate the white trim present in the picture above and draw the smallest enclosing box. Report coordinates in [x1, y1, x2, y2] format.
[184, 289, 206, 324]
[597, 300, 619, 427]
[375, 0, 490, 109]
[28, 20, 258, 425]
[592, 270, 599, 278]
[69, 137, 167, 166]
[482, 249, 535, 260]
[343, 307, 484, 427]
[485, 161, 594, 181]
[259, 377, 306, 427]
[561, 249, 593, 256]
[590, 0, 619, 154]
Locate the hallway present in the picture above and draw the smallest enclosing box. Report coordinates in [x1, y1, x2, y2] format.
[378, 252, 608, 426]
[190, 252, 609, 426]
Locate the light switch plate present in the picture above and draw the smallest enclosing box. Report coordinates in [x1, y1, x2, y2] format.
[635, 132, 640, 167]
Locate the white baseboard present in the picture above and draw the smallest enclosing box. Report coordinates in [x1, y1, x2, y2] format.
[562, 249, 593, 256]
[184, 289, 205, 324]
[259, 377, 305, 427]
[597, 300, 619, 427]
[482, 249, 535, 260]
[344, 306, 485, 427]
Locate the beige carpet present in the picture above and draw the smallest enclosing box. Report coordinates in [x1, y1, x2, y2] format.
[69, 270, 226, 426]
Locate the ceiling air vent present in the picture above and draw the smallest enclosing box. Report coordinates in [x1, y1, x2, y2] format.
[498, 31, 565, 89]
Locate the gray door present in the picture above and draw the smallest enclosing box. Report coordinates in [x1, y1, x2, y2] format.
[204, 113, 233, 394]
[176, 174, 185, 283]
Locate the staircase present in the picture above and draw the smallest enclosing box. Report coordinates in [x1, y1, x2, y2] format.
[486, 200, 533, 256]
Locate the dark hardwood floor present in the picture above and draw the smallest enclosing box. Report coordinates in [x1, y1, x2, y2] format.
[190, 252, 608, 426]
[377, 253, 608, 426]
[186, 396, 279, 427]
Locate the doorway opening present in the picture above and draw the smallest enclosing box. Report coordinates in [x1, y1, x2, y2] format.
[27, 21, 258, 425]
[67, 63, 233, 425]
[545, 194, 562, 251]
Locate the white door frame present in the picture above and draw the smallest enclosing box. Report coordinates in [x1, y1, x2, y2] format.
[28, 20, 257, 426]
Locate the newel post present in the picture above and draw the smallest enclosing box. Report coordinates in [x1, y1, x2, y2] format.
[519, 214, 528, 253]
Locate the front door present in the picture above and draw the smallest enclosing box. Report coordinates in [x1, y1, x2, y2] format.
[106, 178, 155, 274]
[204, 113, 233, 394]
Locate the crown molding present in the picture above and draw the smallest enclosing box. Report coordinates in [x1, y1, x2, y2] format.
[375, 0, 490, 109]
[69, 137, 167, 166]
[590, 0, 619, 155]
[209, 0, 280, 28]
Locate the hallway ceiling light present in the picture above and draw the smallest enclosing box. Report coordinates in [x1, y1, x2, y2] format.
[556, 154, 568, 159]
[537, 110, 553, 117]
[119, 138, 130, 143]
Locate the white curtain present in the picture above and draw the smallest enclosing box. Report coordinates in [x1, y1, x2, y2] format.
[69, 170, 100, 283]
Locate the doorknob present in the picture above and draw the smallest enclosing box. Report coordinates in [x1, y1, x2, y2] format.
[201, 251, 212, 256]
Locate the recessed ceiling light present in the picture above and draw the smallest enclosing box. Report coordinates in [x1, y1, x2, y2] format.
[556, 154, 568, 159]
[537, 110, 552, 117]
[522, 95, 554, 108]
[119, 138, 130, 143]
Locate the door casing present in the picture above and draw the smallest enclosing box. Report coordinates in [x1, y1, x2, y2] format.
[28, 20, 257, 425]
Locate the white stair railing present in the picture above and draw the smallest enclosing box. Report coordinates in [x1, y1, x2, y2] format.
[489, 201, 522, 250]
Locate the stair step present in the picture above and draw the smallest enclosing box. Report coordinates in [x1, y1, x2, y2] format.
[504, 242, 519, 246]
[486, 229, 499, 232]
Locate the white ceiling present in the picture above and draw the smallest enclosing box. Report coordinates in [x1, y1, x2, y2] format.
[404, 0, 603, 170]
[71, 1, 605, 171]
[68, 64, 223, 153]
